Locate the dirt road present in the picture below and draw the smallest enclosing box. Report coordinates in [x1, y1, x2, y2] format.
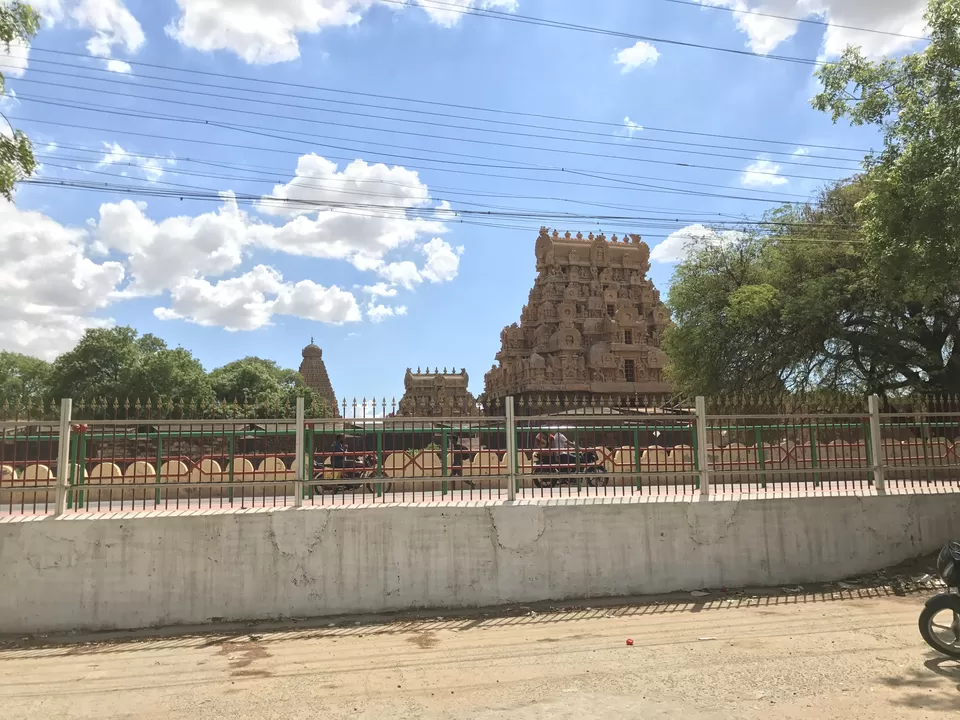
[1, 588, 958, 719]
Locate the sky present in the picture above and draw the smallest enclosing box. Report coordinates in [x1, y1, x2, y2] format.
[0, 0, 931, 404]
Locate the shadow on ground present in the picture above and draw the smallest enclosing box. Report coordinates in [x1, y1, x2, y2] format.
[880, 654, 960, 712]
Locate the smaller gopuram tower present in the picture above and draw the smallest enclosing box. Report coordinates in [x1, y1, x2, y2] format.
[397, 367, 478, 417]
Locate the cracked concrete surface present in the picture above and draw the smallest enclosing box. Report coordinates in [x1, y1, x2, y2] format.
[488, 505, 545, 552]
[3, 494, 960, 634]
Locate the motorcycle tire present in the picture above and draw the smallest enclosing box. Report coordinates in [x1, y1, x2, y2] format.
[587, 473, 610, 488]
[919, 595, 960, 659]
[365, 482, 394, 495]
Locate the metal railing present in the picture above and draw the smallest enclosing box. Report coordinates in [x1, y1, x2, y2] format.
[1, 394, 959, 516]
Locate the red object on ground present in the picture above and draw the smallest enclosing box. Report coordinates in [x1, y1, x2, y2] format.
[626, 639, 634, 646]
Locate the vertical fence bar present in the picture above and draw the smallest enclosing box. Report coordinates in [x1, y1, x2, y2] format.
[695, 396, 710, 497]
[54, 399, 73, 517]
[154, 434, 163, 506]
[294, 397, 305, 508]
[505, 396, 517, 501]
[868, 394, 886, 492]
[66, 429, 79, 510]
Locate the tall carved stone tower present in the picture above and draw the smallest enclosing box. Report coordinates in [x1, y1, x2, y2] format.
[298, 339, 340, 417]
[484, 228, 672, 412]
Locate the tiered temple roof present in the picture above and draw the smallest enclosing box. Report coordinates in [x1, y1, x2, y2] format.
[484, 228, 672, 411]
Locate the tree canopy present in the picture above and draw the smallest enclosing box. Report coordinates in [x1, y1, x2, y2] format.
[209, 357, 319, 414]
[0, 327, 319, 416]
[0, 2, 39, 201]
[664, 0, 960, 399]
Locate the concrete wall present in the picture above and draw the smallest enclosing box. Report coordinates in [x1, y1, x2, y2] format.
[1, 493, 957, 634]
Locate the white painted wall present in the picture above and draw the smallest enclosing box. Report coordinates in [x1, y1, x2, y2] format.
[1, 494, 956, 633]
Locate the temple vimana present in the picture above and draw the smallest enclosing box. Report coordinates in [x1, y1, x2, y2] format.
[483, 228, 672, 410]
[300, 228, 672, 414]
[298, 339, 340, 417]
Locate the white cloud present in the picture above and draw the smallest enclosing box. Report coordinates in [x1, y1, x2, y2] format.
[361, 282, 398, 298]
[793, 147, 810, 156]
[434, 199, 456, 220]
[420, 237, 463, 283]
[742, 158, 788, 186]
[1, 1, 144, 76]
[367, 303, 408, 323]
[622, 116, 643, 138]
[696, 0, 927, 59]
[256, 154, 448, 271]
[376, 238, 462, 288]
[0, 199, 126, 359]
[168, 0, 517, 65]
[615, 41, 660, 72]
[96, 193, 259, 295]
[97, 142, 174, 182]
[650, 224, 744, 263]
[106, 59, 132, 73]
[262, 154, 431, 218]
[0, 151, 461, 348]
[155, 265, 361, 331]
[0, 88, 18, 110]
[72, 0, 145, 57]
[0, 36, 30, 79]
[414, 0, 517, 28]
[379, 260, 423, 290]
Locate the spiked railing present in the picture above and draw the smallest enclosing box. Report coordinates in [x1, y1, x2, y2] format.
[2, 392, 960, 516]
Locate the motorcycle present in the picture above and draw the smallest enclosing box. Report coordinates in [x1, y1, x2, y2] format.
[532, 449, 610, 489]
[919, 542, 960, 658]
[313, 454, 392, 495]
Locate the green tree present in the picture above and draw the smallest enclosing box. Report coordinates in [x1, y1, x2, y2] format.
[664, 180, 960, 397]
[47, 327, 212, 402]
[812, 0, 960, 294]
[208, 357, 317, 416]
[0, 350, 51, 398]
[665, 0, 960, 398]
[0, 2, 39, 201]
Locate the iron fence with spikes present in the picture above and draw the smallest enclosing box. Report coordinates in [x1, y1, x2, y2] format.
[1, 392, 959, 516]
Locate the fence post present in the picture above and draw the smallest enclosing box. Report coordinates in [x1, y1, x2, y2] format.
[54, 398, 73, 517]
[294, 397, 305, 507]
[505, 396, 517, 501]
[868, 394, 886, 492]
[695, 396, 710, 497]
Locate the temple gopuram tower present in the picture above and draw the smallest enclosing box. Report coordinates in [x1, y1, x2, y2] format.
[397, 368, 478, 417]
[299, 339, 340, 417]
[483, 228, 672, 412]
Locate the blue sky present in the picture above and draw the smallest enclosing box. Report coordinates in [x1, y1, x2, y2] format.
[0, 0, 929, 403]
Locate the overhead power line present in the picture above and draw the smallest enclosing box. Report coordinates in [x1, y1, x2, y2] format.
[35, 145, 812, 207]
[379, 0, 822, 65]
[36, 152, 779, 218]
[26, 48, 871, 153]
[12, 73, 866, 169]
[660, 0, 929, 41]
[12, 88, 863, 177]
[24, 176, 862, 237]
[10, 100, 852, 186]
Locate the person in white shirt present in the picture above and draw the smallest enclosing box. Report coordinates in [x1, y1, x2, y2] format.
[550, 432, 571, 450]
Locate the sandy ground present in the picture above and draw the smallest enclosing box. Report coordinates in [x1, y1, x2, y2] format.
[1, 587, 959, 719]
